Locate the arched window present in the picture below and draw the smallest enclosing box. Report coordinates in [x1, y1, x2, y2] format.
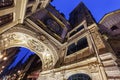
[68, 73, 91, 80]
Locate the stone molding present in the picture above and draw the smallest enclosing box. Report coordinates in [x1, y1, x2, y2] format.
[0, 26, 58, 70]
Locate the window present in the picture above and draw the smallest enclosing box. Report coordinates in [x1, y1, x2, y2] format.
[46, 18, 63, 36]
[68, 73, 91, 80]
[77, 37, 88, 51]
[67, 37, 88, 55]
[69, 25, 84, 37]
[111, 25, 118, 31]
[26, 6, 32, 15]
[0, 0, 14, 9]
[37, 3, 42, 10]
[116, 51, 120, 58]
[0, 13, 13, 26]
[67, 43, 77, 55]
[28, 0, 35, 3]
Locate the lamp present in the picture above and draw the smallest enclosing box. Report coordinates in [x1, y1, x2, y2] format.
[3, 57, 7, 60]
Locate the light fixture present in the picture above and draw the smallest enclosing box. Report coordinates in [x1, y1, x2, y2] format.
[3, 57, 7, 60]
[2, 66, 5, 69]
[18, 70, 21, 74]
[0, 70, 3, 73]
[14, 74, 16, 76]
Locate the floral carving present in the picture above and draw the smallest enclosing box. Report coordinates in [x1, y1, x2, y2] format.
[28, 39, 45, 52]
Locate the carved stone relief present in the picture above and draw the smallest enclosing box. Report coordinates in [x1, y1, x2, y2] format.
[28, 39, 45, 52]
[88, 63, 99, 73]
[0, 27, 58, 70]
[0, 33, 27, 50]
[42, 49, 54, 70]
[90, 28, 105, 49]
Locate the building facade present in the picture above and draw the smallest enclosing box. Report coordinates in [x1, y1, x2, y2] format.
[0, 0, 120, 80]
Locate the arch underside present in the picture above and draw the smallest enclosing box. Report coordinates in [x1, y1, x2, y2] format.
[0, 26, 58, 70]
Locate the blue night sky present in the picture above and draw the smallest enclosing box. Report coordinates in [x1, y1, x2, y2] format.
[51, 0, 120, 22]
[8, 48, 34, 69]
[8, 0, 120, 69]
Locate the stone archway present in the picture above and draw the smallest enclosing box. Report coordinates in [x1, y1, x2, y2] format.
[0, 25, 59, 70]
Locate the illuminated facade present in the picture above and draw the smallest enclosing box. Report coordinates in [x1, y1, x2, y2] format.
[0, 0, 120, 80]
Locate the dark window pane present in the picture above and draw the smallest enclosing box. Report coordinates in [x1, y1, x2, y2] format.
[69, 25, 84, 37]
[46, 18, 63, 36]
[67, 43, 77, 55]
[26, 6, 32, 15]
[68, 74, 91, 80]
[77, 37, 88, 51]
[111, 25, 119, 31]
[77, 25, 84, 32]
[37, 3, 42, 9]
[28, 0, 35, 3]
[28, 12, 64, 42]
[0, 0, 14, 9]
[67, 37, 88, 56]
[116, 51, 120, 58]
[69, 31, 77, 37]
[0, 13, 13, 26]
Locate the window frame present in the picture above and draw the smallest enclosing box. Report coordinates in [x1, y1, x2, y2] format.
[66, 36, 89, 56]
[67, 20, 87, 40]
[65, 33, 90, 57]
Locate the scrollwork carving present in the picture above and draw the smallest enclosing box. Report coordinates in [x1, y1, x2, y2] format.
[88, 63, 99, 73]
[28, 39, 45, 52]
[1, 33, 26, 48]
[43, 50, 54, 70]
[90, 28, 105, 49]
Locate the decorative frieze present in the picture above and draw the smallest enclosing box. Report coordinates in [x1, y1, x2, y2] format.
[38, 61, 101, 80]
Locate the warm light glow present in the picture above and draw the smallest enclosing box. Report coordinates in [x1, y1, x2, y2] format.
[0, 70, 3, 73]
[3, 57, 7, 60]
[18, 70, 21, 74]
[2, 66, 5, 69]
[14, 74, 16, 76]
[0, 55, 3, 59]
